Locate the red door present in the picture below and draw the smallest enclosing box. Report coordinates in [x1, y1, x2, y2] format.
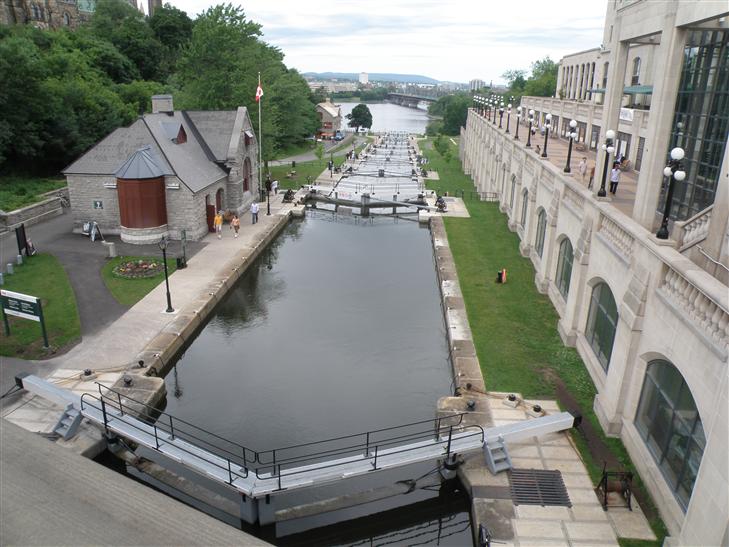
[205, 195, 215, 232]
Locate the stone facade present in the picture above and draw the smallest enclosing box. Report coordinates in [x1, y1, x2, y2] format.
[461, 103, 728, 545]
[1, 0, 95, 28]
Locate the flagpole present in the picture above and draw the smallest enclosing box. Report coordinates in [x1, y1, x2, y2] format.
[258, 72, 263, 205]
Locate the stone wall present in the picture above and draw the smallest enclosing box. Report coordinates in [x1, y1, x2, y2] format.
[461, 108, 729, 545]
[0, 188, 68, 231]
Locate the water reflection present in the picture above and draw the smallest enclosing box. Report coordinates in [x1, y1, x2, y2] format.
[165, 212, 450, 452]
[338, 102, 431, 134]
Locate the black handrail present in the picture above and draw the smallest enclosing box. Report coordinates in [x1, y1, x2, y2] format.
[81, 383, 485, 492]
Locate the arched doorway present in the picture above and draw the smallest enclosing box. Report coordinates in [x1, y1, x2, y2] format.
[243, 157, 252, 193]
[215, 188, 224, 212]
[205, 194, 215, 232]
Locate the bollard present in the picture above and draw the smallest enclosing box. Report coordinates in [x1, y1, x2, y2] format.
[6, 263, 14, 275]
[16, 254, 23, 266]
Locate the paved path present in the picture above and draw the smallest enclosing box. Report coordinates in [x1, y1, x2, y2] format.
[0, 419, 271, 546]
[269, 135, 364, 166]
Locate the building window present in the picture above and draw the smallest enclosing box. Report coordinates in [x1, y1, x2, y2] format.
[590, 125, 601, 150]
[662, 29, 729, 220]
[63, 12, 70, 25]
[602, 62, 609, 89]
[510, 176, 516, 210]
[535, 208, 546, 258]
[30, 3, 43, 19]
[520, 190, 528, 226]
[585, 282, 618, 371]
[631, 57, 641, 86]
[635, 137, 645, 171]
[635, 360, 704, 511]
[616, 131, 631, 160]
[555, 238, 573, 299]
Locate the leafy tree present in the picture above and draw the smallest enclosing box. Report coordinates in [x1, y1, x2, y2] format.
[503, 69, 526, 92]
[427, 93, 470, 136]
[346, 103, 372, 131]
[523, 57, 558, 97]
[314, 143, 324, 165]
[150, 4, 193, 50]
[310, 86, 327, 105]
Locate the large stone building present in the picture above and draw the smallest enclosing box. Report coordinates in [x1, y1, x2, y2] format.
[63, 95, 260, 244]
[1, 0, 96, 28]
[461, 1, 728, 545]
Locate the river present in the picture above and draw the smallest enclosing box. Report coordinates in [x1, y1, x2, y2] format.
[338, 101, 431, 134]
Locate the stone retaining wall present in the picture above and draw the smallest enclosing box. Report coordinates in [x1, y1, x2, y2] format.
[0, 188, 68, 232]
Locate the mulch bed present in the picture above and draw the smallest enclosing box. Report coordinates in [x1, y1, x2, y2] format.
[113, 259, 164, 279]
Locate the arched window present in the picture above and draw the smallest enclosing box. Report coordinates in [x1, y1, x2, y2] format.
[535, 209, 547, 258]
[30, 3, 42, 19]
[635, 360, 704, 510]
[555, 238, 573, 299]
[632, 57, 641, 86]
[510, 175, 516, 210]
[602, 62, 609, 89]
[63, 12, 70, 25]
[520, 190, 528, 226]
[585, 282, 618, 371]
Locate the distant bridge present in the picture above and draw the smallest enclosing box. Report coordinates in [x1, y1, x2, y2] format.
[387, 92, 439, 108]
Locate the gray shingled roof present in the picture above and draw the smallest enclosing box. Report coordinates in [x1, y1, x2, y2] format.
[185, 111, 237, 162]
[115, 146, 166, 179]
[143, 112, 227, 192]
[62, 119, 174, 177]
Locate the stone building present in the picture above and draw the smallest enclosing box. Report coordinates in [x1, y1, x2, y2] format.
[63, 95, 259, 244]
[461, 1, 728, 545]
[316, 99, 342, 138]
[1, 0, 95, 29]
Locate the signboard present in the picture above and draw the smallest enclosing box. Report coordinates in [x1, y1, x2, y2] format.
[1, 289, 48, 347]
[619, 108, 634, 122]
[93, 200, 103, 209]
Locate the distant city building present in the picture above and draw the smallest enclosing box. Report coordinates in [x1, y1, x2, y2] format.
[315, 99, 341, 139]
[359, 72, 369, 85]
[470, 79, 485, 91]
[147, 0, 161, 16]
[307, 81, 357, 94]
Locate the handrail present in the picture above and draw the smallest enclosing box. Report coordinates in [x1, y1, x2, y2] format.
[82, 383, 481, 490]
[698, 246, 729, 276]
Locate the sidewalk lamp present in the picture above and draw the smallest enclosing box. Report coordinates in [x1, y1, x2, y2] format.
[492, 98, 497, 124]
[505, 103, 512, 134]
[158, 237, 174, 313]
[563, 119, 578, 173]
[498, 103, 505, 129]
[597, 129, 616, 197]
[656, 147, 686, 239]
[526, 110, 535, 148]
[541, 113, 552, 157]
[514, 106, 522, 140]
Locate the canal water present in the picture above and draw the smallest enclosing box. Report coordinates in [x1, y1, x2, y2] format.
[161, 211, 473, 545]
[338, 102, 430, 134]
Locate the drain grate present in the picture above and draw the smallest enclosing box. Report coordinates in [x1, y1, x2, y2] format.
[509, 468, 572, 507]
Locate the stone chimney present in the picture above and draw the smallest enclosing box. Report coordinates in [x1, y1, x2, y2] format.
[151, 95, 174, 115]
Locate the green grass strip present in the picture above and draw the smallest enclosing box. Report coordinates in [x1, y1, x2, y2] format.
[101, 256, 177, 307]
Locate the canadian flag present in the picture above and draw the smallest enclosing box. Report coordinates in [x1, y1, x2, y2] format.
[255, 83, 263, 102]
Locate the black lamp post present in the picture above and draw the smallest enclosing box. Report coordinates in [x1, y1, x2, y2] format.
[597, 129, 616, 197]
[158, 236, 174, 313]
[265, 173, 271, 215]
[498, 104, 504, 129]
[492, 98, 497, 124]
[505, 103, 512, 134]
[564, 119, 578, 173]
[656, 147, 686, 239]
[514, 106, 522, 140]
[526, 110, 534, 148]
[541, 113, 552, 157]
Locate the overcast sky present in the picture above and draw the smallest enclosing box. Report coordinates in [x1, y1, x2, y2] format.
[171, 0, 608, 83]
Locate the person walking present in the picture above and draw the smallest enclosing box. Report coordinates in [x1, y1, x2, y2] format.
[271, 179, 279, 195]
[214, 210, 223, 239]
[578, 157, 587, 183]
[610, 164, 621, 195]
[250, 201, 259, 224]
[230, 214, 240, 238]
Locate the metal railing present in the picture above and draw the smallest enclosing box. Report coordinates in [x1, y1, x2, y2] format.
[80, 383, 485, 493]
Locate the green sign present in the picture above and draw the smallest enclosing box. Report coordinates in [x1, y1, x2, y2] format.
[1, 289, 48, 348]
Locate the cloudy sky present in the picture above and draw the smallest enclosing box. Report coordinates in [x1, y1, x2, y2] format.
[171, 0, 608, 84]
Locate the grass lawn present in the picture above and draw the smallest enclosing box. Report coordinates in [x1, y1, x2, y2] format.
[0, 254, 80, 359]
[269, 161, 329, 190]
[0, 176, 67, 211]
[274, 141, 316, 160]
[101, 256, 177, 307]
[419, 136, 667, 544]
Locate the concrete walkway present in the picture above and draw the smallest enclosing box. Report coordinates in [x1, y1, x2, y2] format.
[269, 135, 364, 166]
[0, 419, 270, 546]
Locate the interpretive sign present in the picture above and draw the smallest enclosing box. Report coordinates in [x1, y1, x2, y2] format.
[1, 289, 48, 347]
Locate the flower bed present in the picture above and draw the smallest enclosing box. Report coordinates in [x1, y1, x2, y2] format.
[113, 259, 164, 279]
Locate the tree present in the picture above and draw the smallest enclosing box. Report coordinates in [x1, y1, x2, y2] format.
[523, 57, 558, 97]
[150, 4, 193, 51]
[503, 69, 526, 92]
[346, 103, 372, 131]
[314, 143, 324, 165]
[427, 93, 470, 136]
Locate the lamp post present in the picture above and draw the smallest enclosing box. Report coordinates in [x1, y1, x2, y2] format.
[514, 106, 522, 140]
[563, 119, 578, 173]
[526, 110, 534, 148]
[492, 98, 497, 124]
[505, 103, 512, 134]
[498, 103, 504, 129]
[541, 113, 552, 157]
[597, 129, 616, 197]
[158, 236, 174, 313]
[265, 173, 271, 215]
[656, 147, 686, 239]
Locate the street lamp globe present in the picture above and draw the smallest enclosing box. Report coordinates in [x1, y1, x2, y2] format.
[606, 129, 616, 140]
[528, 109, 535, 116]
[517, 106, 522, 114]
[507, 103, 512, 109]
[571, 131, 578, 140]
[602, 144, 607, 151]
[663, 166, 673, 177]
[671, 147, 685, 161]
[607, 145, 615, 154]
[569, 119, 577, 129]
[545, 113, 552, 121]
[674, 170, 687, 181]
